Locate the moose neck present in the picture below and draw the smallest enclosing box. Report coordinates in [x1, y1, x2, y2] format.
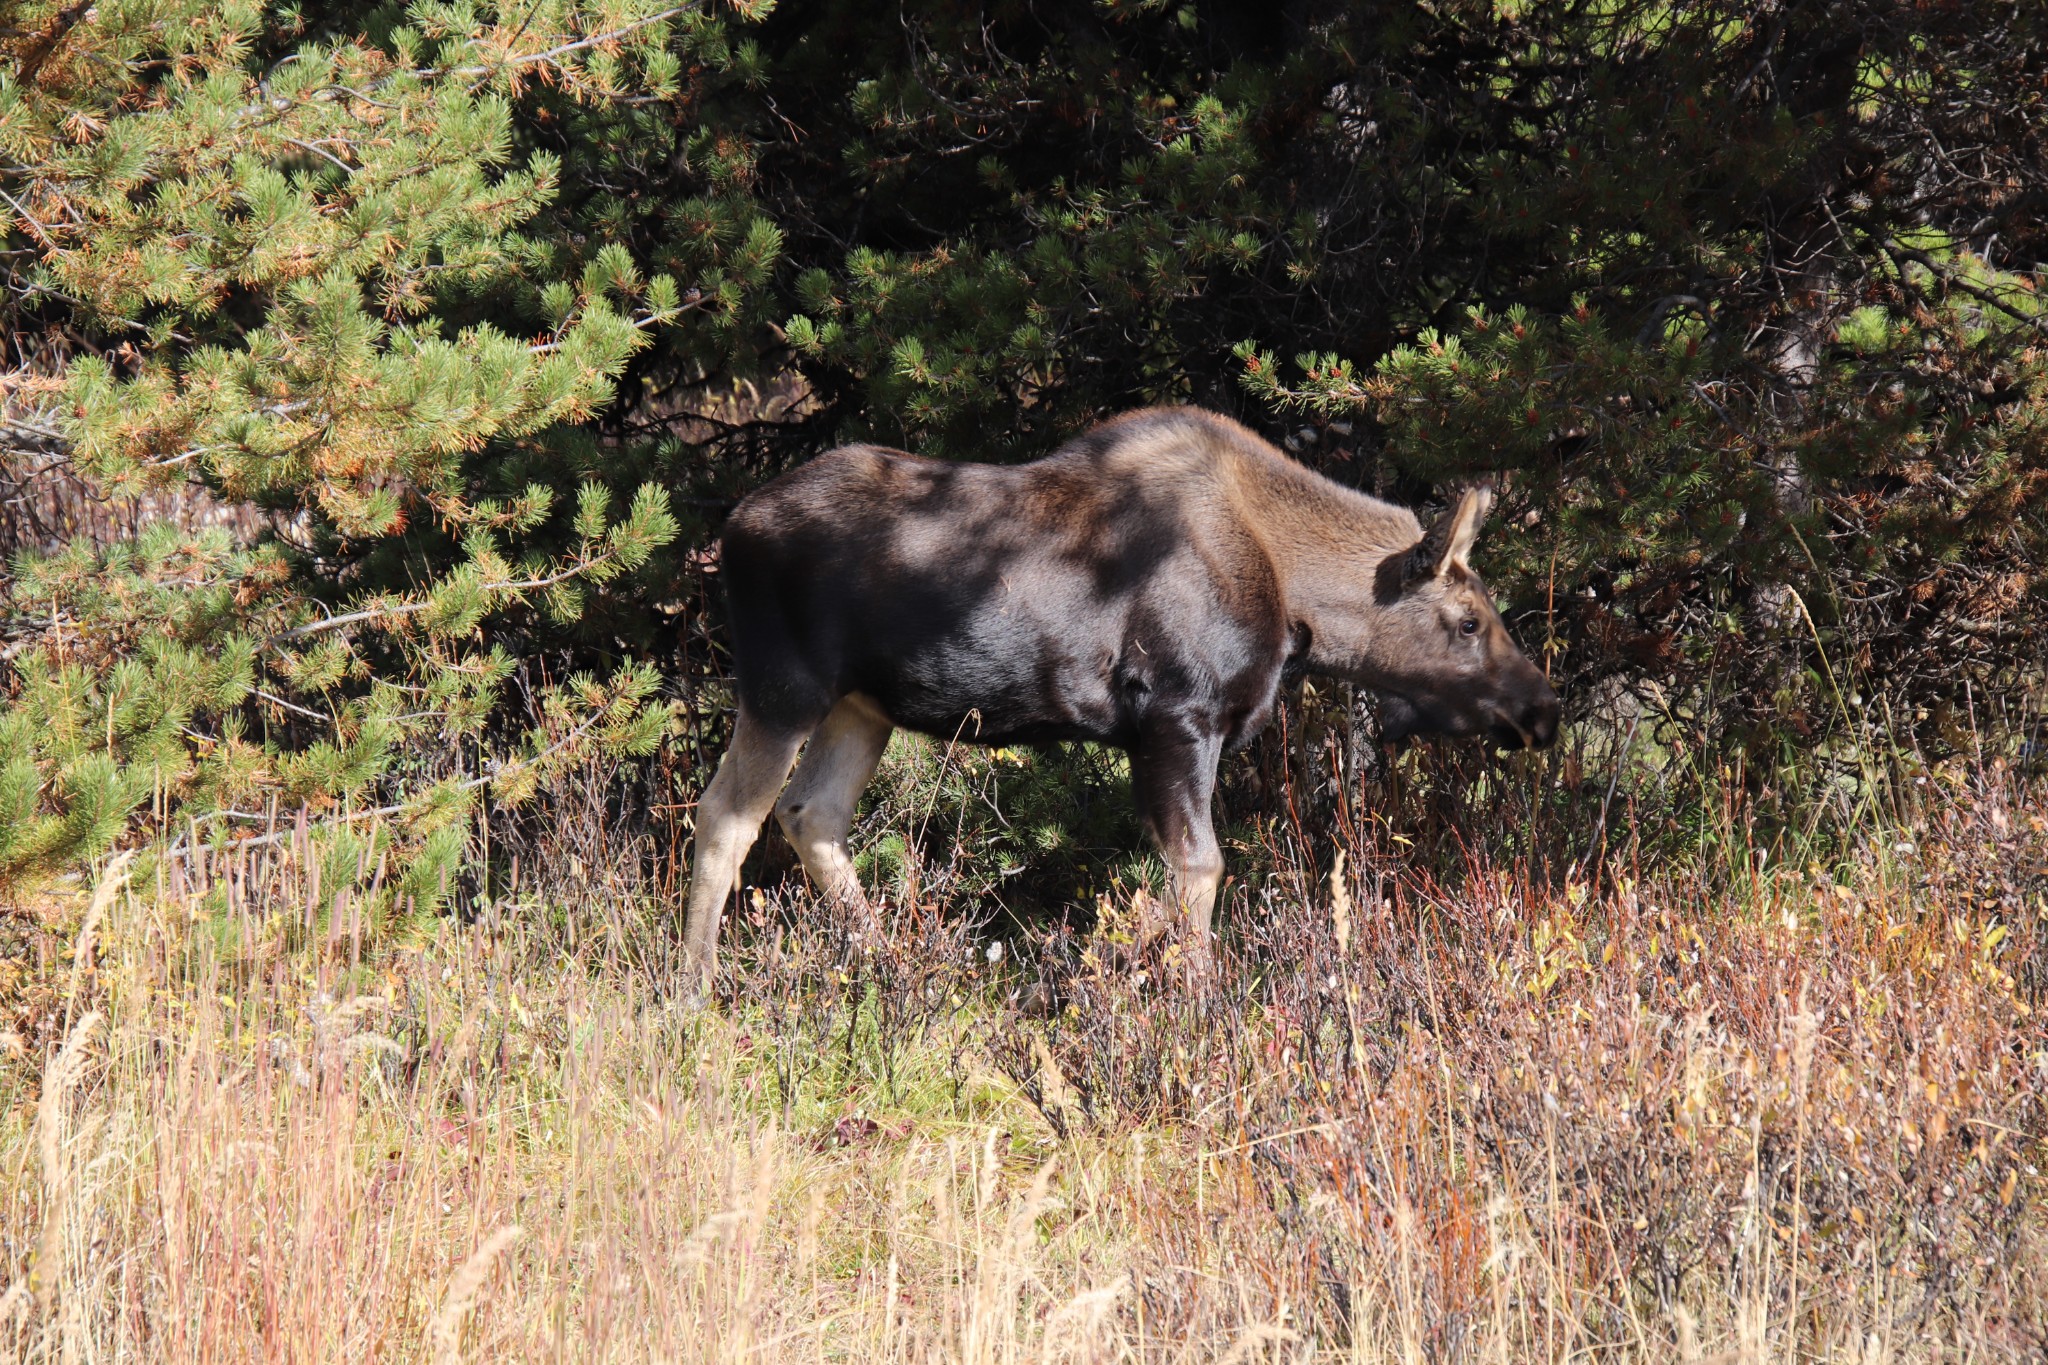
[1227, 450, 1425, 684]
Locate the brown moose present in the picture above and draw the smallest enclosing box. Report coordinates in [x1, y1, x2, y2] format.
[682, 406, 1558, 979]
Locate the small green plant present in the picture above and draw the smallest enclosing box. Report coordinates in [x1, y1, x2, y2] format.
[853, 735, 1149, 920]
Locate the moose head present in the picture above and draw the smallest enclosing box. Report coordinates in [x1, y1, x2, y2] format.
[1362, 487, 1561, 751]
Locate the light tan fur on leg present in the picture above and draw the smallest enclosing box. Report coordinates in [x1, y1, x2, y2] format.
[1167, 834, 1224, 972]
[682, 710, 806, 981]
[1171, 846, 1224, 943]
[775, 693, 893, 905]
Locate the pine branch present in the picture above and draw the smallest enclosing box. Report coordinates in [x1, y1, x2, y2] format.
[166, 709, 608, 855]
[11, 0, 95, 87]
[0, 187, 57, 250]
[265, 551, 621, 644]
[527, 301, 695, 355]
[1881, 239, 2048, 339]
[423, 6, 702, 81]
[252, 688, 334, 723]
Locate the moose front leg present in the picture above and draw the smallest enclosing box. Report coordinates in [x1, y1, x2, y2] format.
[1131, 720, 1226, 954]
[775, 693, 894, 907]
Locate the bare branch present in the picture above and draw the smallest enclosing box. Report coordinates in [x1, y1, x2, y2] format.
[1882, 239, 2048, 339]
[265, 551, 620, 644]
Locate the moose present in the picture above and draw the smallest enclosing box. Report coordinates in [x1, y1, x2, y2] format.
[682, 406, 1559, 979]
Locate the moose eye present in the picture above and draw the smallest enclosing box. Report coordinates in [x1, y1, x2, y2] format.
[1459, 617, 1479, 637]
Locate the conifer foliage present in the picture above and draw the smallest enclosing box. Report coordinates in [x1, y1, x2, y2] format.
[4, 0, 2046, 903]
[732, 1, 2048, 752]
[0, 0, 772, 899]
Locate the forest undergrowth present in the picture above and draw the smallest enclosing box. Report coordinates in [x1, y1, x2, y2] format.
[2, 735, 2045, 1363]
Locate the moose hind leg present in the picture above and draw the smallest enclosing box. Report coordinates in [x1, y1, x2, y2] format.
[775, 693, 893, 906]
[1132, 721, 1227, 948]
[683, 710, 807, 981]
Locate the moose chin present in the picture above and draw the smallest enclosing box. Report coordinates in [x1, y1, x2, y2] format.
[681, 406, 1560, 980]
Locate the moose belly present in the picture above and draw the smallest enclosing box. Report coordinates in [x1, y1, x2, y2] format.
[842, 597, 1128, 747]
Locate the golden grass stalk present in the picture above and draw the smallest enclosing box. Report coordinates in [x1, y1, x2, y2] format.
[428, 1225, 522, 1365]
[31, 1009, 101, 1318]
[0, 761, 2038, 1362]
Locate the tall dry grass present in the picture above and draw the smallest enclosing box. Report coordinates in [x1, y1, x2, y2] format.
[1, 757, 2043, 1362]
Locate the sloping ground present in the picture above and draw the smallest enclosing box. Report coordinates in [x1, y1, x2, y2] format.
[2, 769, 2044, 1362]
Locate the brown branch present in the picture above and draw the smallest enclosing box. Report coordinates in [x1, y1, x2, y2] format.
[1881, 239, 2048, 339]
[265, 551, 619, 643]
[166, 710, 607, 854]
[425, 6, 700, 81]
[12, 0, 94, 86]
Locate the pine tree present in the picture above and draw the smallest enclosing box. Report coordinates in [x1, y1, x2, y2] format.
[6, 0, 2046, 900]
[0, 0, 780, 898]
[674, 0, 2048, 756]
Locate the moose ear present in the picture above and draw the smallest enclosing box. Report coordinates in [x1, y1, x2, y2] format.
[1374, 485, 1493, 603]
[1438, 485, 1492, 576]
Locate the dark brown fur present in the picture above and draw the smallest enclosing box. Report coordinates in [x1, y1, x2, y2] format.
[681, 407, 1558, 978]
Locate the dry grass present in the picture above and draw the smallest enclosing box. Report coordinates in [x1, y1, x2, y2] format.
[1, 760, 2044, 1362]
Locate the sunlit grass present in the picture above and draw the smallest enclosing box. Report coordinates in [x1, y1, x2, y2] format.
[2, 758, 2044, 1361]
